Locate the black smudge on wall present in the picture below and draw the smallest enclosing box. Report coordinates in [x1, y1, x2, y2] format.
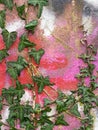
[83, 1, 98, 17]
[51, 0, 72, 14]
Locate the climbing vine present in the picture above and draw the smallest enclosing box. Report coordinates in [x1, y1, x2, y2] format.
[0, 0, 98, 130]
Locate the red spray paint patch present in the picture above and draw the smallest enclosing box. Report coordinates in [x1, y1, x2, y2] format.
[10, 37, 20, 49]
[0, 74, 6, 94]
[51, 77, 78, 90]
[0, 35, 5, 50]
[0, 60, 6, 74]
[28, 35, 43, 49]
[44, 86, 58, 99]
[18, 69, 32, 84]
[40, 56, 68, 70]
[0, 61, 6, 94]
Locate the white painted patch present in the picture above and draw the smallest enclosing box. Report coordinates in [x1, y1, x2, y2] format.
[82, 15, 93, 34]
[84, 0, 98, 8]
[94, 119, 98, 130]
[20, 90, 33, 105]
[1, 106, 9, 123]
[6, 19, 25, 33]
[91, 109, 98, 130]
[40, 7, 56, 36]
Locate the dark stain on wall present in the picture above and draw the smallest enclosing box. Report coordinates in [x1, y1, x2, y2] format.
[51, 0, 72, 14]
[83, 1, 98, 17]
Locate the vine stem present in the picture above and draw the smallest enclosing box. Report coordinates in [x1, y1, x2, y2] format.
[27, 62, 58, 98]
[43, 89, 54, 100]
[47, 26, 75, 52]
[47, 111, 84, 121]
[25, 1, 29, 25]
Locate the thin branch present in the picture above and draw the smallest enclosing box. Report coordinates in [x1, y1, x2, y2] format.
[43, 89, 54, 101]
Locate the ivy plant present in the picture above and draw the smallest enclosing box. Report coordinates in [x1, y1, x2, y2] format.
[0, 1, 98, 130]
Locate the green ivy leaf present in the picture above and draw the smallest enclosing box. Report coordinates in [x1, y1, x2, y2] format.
[38, 115, 53, 125]
[41, 124, 54, 130]
[25, 20, 38, 32]
[0, 116, 2, 121]
[5, 0, 13, 10]
[78, 86, 90, 96]
[2, 29, 17, 50]
[26, 123, 34, 130]
[56, 100, 66, 113]
[90, 76, 97, 81]
[16, 4, 25, 20]
[65, 95, 75, 107]
[0, 122, 3, 126]
[42, 107, 51, 114]
[28, 0, 48, 18]
[82, 94, 97, 106]
[80, 67, 90, 77]
[70, 104, 81, 117]
[85, 126, 91, 130]
[0, 96, 2, 101]
[81, 115, 93, 126]
[0, 103, 2, 111]
[0, 0, 14, 10]
[0, 10, 5, 28]
[23, 84, 33, 90]
[9, 105, 24, 121]
[7, 56, 28, 79]
[87, 45, 97, 55]
[18, 34, 35, 52]
[7, 118, 15, 127]
[29, 48, 45, 64]
[7, 67, 18, 79]
[79, 54, 91, 63]
[15, 81, 25, 100]
[88, 64, 95, 75]
[91, 82, 98, 90]
[2, 87, 25, 104]
[44, 98, 51, 106]
[7, 62, 24, 75]
[16, 80, 24, 89]
[0, 122, 3, 129]
[33, 104, 41, 114]
[0, 49, 9, 62]
[17, 56, 29, 67]
[58, 90, 66, 99]
[10, 127, 18, 130]
[55, 115, 69, 126]
[8, 104, 33, 125]
[33, 75, 54, 93]
[0, 0, 3, 3]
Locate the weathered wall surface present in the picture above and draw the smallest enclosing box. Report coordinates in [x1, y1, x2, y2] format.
[0, 0, 98, 130]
